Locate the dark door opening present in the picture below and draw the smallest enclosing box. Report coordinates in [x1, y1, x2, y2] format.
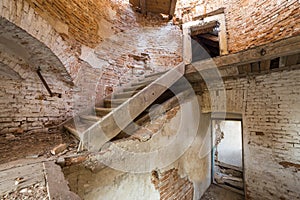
[191, 23, 220, 62]
[211, 119, 244, 195]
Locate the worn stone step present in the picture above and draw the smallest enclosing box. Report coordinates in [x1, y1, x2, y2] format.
[138, 71, 168, 82]
[82, 62, 185, 151]
[112, 90, 140, 99]
[104, 98, 129, 108]
[131, 79, 154, 87]
[64, 118, 92, 139]
[80, 115, 101, 124]
[122, 84, 147, 92]
[124, 71, 168, 91]
[144, 70, 168, 78]
[95, 107, 113, 117]
[63, 124, 81, 140]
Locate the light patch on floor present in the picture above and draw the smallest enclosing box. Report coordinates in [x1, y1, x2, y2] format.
[200, 184, 244, 200]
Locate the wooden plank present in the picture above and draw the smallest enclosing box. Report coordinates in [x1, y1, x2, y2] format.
[95, 107, 113, 117]
[186, 35, 300, 74]
[0, 163, 45, 195]
[44, 161, 80, 200]
[217, 13, 228, 55]
[215, 161, 243, 172]
[199, 34, 219, 42]
[183, 29, 192, 64]
[83, 62, 185, 151]
[200, 38, 219, 49]
[190, 21, 218, 36]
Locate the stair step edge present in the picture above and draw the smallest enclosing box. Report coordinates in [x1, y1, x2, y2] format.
[144, 70, 169, 78]
[80, 115, 101, 121]
[131, 79, 154, 87]
[64, 125, 80, 140]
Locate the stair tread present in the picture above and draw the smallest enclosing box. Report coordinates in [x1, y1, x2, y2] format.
[83, 61, 185, 151]
[144, 70, 168, 78]
[123, 84, 147, 92]
[64, 122, 90, 139]
[95, 107, 113, 117]
[112, 90, 139, 99]
[80, 115, 101, 122]
[104, 98, 129, 103]
[131, 79, 154, 87]
[104, 98, 129, 108]
[95, 107, 113, 111]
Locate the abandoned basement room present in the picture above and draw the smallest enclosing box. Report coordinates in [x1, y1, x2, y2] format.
[0, 0, 299, 199]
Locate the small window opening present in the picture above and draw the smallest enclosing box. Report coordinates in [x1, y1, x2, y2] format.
[270, 57, 280, 69]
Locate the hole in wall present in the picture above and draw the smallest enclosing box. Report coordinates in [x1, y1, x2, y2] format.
[270, 57, 280, 69]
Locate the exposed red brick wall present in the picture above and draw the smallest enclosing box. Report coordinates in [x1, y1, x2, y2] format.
[22, 0, 183, 99]
[151, 169, 194, 200]
[175, 0, 300, 53]
[24, 0, 131, 48]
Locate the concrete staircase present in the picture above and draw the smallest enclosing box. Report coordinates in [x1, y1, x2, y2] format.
[64, 63, 185, 151]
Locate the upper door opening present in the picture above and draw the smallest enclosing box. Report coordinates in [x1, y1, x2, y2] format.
[191, 22, 220, 61]
[182, 10, 228, 65]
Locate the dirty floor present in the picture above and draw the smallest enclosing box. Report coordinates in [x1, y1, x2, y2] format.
[0, 131, 77, 164]
[200, 184, 244, 200]
[0, 130, 79, 199]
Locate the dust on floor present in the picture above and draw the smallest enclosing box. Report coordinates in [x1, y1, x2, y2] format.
[201, 184, 244, 200]
[0, 131, 77, 164]
[0, 130, 79, 199]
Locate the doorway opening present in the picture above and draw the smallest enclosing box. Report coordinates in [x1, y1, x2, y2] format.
[211, 119, 244, 195]
[191, 22, 220, 62]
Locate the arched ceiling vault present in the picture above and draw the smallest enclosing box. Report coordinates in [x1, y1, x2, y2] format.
[0, 17, 74, 85]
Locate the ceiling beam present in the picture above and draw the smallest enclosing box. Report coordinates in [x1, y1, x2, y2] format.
[190, 21, 218, 36]
[186, 35, 300, 74]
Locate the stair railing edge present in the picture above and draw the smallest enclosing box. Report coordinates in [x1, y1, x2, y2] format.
[82, 62, 185, 151]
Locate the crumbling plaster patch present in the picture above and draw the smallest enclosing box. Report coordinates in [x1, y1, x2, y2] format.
[64, 95, 212, 200]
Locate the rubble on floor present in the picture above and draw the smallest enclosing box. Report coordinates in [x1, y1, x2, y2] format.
[0, 131, 78, 164]
[0, 129, 81, 199]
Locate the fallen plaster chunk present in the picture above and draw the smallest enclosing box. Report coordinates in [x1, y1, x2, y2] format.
[50, 144, 67, 155]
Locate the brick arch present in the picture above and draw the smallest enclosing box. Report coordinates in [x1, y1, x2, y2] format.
[0, 50, 28, 80]
[0, 62, 22, 80]
[0, 0, 81, 82]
